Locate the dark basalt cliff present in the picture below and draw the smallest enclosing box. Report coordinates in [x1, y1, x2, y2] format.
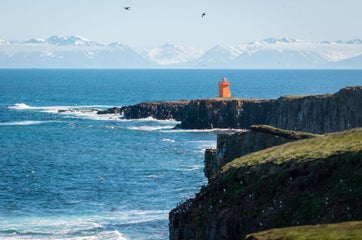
[204, 125, 318, 180]
[169, 128, 362, 240]
[180, 86, 362, 134]
[100, 86, 362, 134]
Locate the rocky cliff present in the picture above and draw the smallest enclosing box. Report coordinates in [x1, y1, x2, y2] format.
[99, 86, 362, 134]
[180, 86, 362, 134]
[169, 128, 362, 240]
[204, 125, 318, 180]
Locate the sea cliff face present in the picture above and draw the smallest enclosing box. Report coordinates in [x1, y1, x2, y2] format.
[180, 86, 362, 134]
[169, 128, 362, 240]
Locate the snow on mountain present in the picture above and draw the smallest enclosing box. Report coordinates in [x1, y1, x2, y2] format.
[344, 39, 362, 44]
[321, 39, 362, 45]
[108, 42, 128, 49]
[144, 43, 203, 65]
[45, 35, 99, 46]
[0, 36, 362, 68]
[230, 49, 329, 69]
[0, 36, 156, 68]
[189, 38, 362, 68]
[325, 54, 362, 69]
[259, 37, 302, 44]
[190, 45, 247, 67]
[0, 39, 9, 44]
[24, 38, 46, 44]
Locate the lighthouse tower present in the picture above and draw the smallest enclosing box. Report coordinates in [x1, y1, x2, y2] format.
[218, 77, 231, 98]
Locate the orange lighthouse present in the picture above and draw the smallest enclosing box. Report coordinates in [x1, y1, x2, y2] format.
[218, 77, 231, 98]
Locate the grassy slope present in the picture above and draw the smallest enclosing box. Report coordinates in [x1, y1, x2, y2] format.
[222, 127, 362, 171]
[245, 221, 362, 240]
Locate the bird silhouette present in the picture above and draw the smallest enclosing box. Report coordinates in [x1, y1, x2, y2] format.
[124, 7, 130, 10]
[201, 12, 206, 18]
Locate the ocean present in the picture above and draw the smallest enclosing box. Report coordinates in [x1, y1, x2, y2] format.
[1, 69, 362, 239]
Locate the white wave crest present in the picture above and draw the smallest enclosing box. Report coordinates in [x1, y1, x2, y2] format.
[161, 138, 175, 142]
[131, 116, 179, 124]
[8, 103, 114, 112]
[162, 128, 246, 134]
[127, 125, 175, 132]
[7, 103, 33, 110]
[184, 164, 202, 171]
[0, 120, 59, 126]
[7, 103, 124, 121]
[61, 111, 122, 122]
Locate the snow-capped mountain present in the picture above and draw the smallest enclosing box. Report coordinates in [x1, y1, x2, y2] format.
[229, 49, 329, 69]
[191, 38, 362, 68]
[258, 37, 302, 44]
[190, 45, 245, 67]
[0, 35, 155, 68]
[143, 43, 203, 65]
[24, 38, 46, 44]
[45, 35, 100, 46]
[0, 36, 361, 68]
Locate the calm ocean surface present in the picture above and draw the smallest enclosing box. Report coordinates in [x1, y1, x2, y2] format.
[1, 69, 362, 239]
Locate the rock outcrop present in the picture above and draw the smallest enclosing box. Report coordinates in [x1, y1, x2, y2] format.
[97, 107, 122, 115]
[99, 100, 189, 121]
[180, 86, 362, 134]
[169, 128, 362, 240]
[204, 125, 318, 180]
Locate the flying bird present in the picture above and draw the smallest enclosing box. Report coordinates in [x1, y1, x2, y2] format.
[201, 12, 206, 18]
[124, 7, 130, 10]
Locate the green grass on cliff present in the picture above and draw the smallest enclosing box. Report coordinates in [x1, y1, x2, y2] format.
[279, 93, 332, 100]
[251, 124, 319, 140]
[245, 221, 362, 240]
[222, 127, 362, 172]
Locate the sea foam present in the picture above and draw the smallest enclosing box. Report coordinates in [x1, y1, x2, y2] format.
[7, 103, 33, 110]
[0, 210, 167, 240]
[0, 120, 59, 126]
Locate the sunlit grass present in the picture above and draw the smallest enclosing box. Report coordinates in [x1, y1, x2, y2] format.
[245, 221, 362, 240]
[222, 128, 362, 172]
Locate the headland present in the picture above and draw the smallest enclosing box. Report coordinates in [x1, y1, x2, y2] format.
[99, 86, 362, 134]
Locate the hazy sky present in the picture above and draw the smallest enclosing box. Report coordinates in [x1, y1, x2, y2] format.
[1, 0, 361, 49]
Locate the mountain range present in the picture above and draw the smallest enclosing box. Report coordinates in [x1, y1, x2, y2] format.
[0, 35, 361, 69]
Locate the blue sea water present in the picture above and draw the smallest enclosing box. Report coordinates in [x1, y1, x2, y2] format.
[0, 69, 362, 239]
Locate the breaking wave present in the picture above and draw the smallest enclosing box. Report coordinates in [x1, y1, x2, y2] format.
[0, 120, 60, 126]
[0, 210, 168, 240]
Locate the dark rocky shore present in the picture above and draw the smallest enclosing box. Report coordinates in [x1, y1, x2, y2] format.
[98, 100, 189, 121]
[99, 86, 362, 134]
